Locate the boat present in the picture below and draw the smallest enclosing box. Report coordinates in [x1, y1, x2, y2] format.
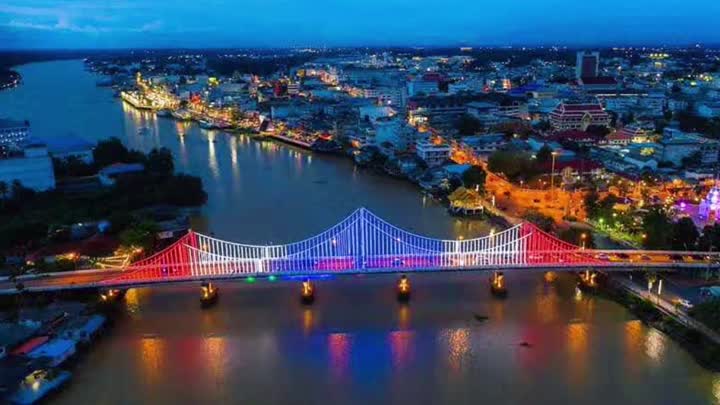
[171, 109, 192, 121]
[99, 288, 125, 304]
[198, 119, 216, 130]
[396, 275, 411, 302]
[200, 282, 219, 308]
[156, 109, 171, 117]
[301, 278, 315, 304]
[473, 313, 489, 322]
[490, 272, 508, 298]
[7, 369, 72, 405]
[27, 339, 76, 367]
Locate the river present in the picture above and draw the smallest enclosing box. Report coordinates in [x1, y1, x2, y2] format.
[1, 60, 719, 404]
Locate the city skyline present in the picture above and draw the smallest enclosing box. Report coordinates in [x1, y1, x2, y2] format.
[2, 0, 720, 49]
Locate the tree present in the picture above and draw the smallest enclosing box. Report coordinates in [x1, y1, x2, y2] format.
[146, 148, 174, 176]
[0, 181, 7, 208]
[642, 208, 672, 249]
[698, 223, 720, 252]
[670, 217, 699, 250]
[536, 144, 553, 164]
[523, 210, 555, 233]
[462, 166, 486, 191]
[487, 150, 539, 182]
[93, 137, 128, 167]
[162, 174, 207, 206]
[559, 227, 595, 248]
[119, 221, 159, 252]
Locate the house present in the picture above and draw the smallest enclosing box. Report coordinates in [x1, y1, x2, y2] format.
[98, 163, 145, 186]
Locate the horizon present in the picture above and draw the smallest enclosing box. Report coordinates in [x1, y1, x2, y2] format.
[2, 0, 720, 50]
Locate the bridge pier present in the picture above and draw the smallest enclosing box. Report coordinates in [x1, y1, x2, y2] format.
[490, 271, 507, 298]
[99, 288, 125, 304]
[578, 270, 599, 292]
[396, 275, 411, 302]
[544, 271, 558, 283]
[301, 278, 315, 305]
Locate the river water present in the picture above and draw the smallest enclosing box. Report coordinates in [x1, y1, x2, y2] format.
[1, 60, 719, 404]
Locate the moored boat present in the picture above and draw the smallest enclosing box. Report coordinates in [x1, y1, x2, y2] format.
[7, 369, 72, 405]
[200, 282, 219, 308]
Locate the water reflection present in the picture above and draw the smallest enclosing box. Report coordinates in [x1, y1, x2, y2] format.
[139, 336, 166, 385]
[202, 336, 227, 381]
[443, 328, 471, 372]
[566, 323, 589, 383]
[302, 308, 314, 336]
[389, 330, 415, 370]
[328, 333, 351, 378]
[207, 132, 219, 179]
[645, 328, 666, 364]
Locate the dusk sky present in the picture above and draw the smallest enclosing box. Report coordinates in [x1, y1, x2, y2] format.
[1, 0, 720, 49]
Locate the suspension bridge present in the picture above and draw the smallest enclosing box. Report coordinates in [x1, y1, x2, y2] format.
[3, 208, 720, 293]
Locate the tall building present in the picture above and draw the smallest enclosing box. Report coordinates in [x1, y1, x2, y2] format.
[576, 51, 600, 79]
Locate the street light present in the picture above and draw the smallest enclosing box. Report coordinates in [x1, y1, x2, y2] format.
[581, 233, 587, 249]
[550, 151, 559, 199]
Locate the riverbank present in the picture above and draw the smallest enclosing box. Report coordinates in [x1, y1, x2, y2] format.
[0, 290, 116, 403]
[601, 274, 720, 371]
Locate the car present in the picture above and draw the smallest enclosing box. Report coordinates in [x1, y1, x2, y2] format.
[691, 254, 706, 261]
[640, 254, 652, 262]
[596, 253, 610, 261]
[669, 254, 684, 262]
[616, 253, 630, 260]
[675, 298, 694, 310]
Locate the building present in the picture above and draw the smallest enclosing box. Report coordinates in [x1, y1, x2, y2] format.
[415, 138, 451, 167]
[697, 102, 720, 118]
[0, 118, 30, 151]
[0, 144, 56, 194]
[576, 51, 600, 79]
[458, 134, 507, 156]
[660, 128, 720, 166]
[549, 102, 611, 131]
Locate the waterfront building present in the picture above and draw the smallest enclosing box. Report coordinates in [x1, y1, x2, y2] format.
[415, 137, 451, 167]
[0, 144, 55, 193]
[0, 118, 30, 151]
[550, 101, 611, 131]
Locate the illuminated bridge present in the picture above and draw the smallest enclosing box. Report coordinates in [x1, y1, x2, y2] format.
[4, 208, 720, 293]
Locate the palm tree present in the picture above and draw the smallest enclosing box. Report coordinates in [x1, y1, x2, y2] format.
[0, 181, 7, 201]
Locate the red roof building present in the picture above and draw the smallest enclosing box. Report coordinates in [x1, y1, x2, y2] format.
[550, 102, 611, 131]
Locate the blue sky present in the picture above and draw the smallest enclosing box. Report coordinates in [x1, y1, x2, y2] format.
[1, 0, 719, 49]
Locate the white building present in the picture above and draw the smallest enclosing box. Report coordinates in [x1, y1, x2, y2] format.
[0, 144, 56, 194]
[415, 138, 451, 167]
[0, 118, 30, 149]
[407, 80, 439, 97]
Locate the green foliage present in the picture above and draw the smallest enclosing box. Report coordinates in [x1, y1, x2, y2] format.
[670, 217, 699, 250]
[146, 148, 174, 176]
[523, 210, 555, 233]
[119, 221, 159, 251]
[535, 144, 553, 164]
[689, 299, 720, 332]
[559, 227, 595, 248]
[642, 208, 672, 249]
[487, 150, 539, 182]
[93, 137, 129, 168]
[461, 166, 486, 191]
[698, 223, 720, 252]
